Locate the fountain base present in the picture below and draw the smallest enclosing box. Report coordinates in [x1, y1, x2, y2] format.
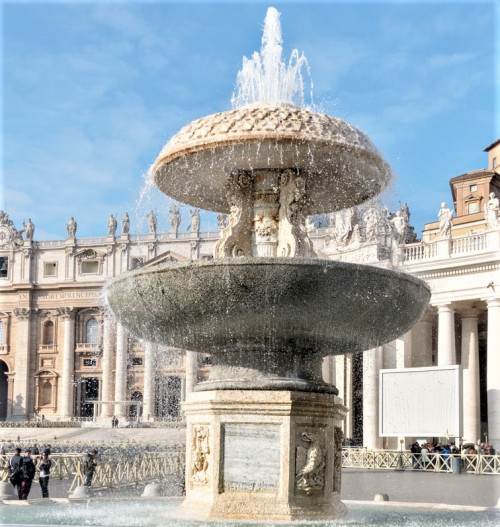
[180, 389, 348, 521]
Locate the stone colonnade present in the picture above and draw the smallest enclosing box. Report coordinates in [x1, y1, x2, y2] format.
[360, 300, 500, 450]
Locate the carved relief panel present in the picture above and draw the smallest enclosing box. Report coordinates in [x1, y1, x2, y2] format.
[190, 425, 211, 488]
[295, 427, 326, 495]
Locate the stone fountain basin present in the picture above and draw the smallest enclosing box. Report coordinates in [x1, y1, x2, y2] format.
[106, 258, 430, 357]
[152, 103, 392, 214]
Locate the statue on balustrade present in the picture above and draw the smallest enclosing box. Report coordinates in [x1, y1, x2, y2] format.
[67, 217, 77, 238]
[23, 218, 35, 241]
[438, 203, 453, 237]
[122, 213, 130, 234]
[107, 214, 117, 236]
[485, 192, 500, 229]
[190, 209, 200, 234]
[148, 210, 158, 235]
[169, 205, 181, 235]
[391, 210, 407, 244]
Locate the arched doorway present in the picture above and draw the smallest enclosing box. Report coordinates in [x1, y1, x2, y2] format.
[0, 361, 9, 421]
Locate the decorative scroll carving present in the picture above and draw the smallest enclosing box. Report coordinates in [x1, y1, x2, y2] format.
[215, 171, 254, 258]
[13, 308, 37, 320]
[191, 426, 210, 487]
[277, 170, 316, 258]
[332, 426, 343, 493]
[295, 430, 325, 494]
[57, 307, 75, 320]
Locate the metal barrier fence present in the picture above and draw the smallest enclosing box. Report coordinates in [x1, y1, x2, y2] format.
[69, 451, 185, 492]
[342, 449, 500, 475]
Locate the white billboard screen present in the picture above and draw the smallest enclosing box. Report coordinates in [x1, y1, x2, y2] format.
[379, 365, 462, 437]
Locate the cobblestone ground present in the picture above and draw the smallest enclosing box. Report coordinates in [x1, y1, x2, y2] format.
[14, 468, 499, 508]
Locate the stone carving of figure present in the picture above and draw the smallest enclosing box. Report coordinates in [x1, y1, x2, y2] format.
[295, 431, 325, 494]
[169, 205, 181, 235]
[148, 210, 157, 235]
[216, 213, 229, 230]
[438, 202, 453, 237]
[334, 208, 355, 246]
[391, 210, 407, 244]
[67, 217, 77, 238]
[400, 202, 410, 224]
[107, 214, 117, 236]
[122, 212, 130, 234]
[191, 426, 210, 486]
[23, 218, 35, 241]
[364, 207, 379, 242]
[485, 192, 500, 229]
[190, 209, 200, 234]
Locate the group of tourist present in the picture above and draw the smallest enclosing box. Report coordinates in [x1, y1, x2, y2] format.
[7, 445, 52, 500]
[7, 444, 99, 499]
[409, 440, 496, 469]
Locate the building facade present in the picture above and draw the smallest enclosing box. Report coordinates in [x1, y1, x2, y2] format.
[1, 141, 499, 449]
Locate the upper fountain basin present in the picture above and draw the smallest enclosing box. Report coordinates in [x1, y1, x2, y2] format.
[152, 103, 392, 214]
[106, 258, 430, 356]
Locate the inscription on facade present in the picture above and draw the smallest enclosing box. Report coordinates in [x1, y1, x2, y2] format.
[223, 423, 280, 491]
[35, 291, 100, 301]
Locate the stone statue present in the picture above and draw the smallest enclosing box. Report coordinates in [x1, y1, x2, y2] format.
[438, 202, 453, 237]
[148, 210, 157, 235]
[191, 426, 210, 487]
[485, 192, 500, 229]
[391, 210, 407, 244]
[190, 209, 200, 234]
[400, 202, 410, 224]
[122, 212, 130, 234]
[23, 218, 35, 241]
[334, 208, 355, 246]
[169, 205, 181, 235]
[107, 214, 117, 236]
[66, 217, 77, 238]
[305, 216, 315, 233]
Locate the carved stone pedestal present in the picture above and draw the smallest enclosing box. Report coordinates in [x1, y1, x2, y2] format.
[179, 389, 348, 522]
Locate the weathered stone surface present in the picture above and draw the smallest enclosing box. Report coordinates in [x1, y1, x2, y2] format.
[152, 102, 392, 214]
[180, 389, 348, 521]
[106, 257, 430, 359]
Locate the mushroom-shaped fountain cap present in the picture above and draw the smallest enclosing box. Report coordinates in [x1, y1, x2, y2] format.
[152, 102, 392, 213]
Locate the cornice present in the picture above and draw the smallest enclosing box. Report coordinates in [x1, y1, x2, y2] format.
[412, 262, 500, 280]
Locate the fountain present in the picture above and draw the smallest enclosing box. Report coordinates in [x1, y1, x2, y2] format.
[106, 7, 430, 522]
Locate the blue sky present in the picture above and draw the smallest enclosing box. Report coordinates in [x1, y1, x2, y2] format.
[2, 0, 498, 240]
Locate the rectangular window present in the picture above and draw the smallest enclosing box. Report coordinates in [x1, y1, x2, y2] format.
[469, 184, 477, 192]
[493, 157, 497, 169]
[0, 257, 8, 278]
[82, 261, 99, 274]
[83, 359, 96, 367]
[44, 262, 57, 277]
[132, 357, 143, 366]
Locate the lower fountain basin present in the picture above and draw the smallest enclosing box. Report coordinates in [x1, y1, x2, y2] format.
[106, 257, 430, 358]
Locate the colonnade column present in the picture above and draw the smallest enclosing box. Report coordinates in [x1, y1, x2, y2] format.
[57, 307, 75, 418]
[437, 303, 456, 366]
[362, 347, 383, 449]
[486, 299, 500, 448]
[184, 351, 198, 397]
[411, 311, 434, 367]
[114, 322, 128, 419]
[322, 355, 336, 385]
[461, 308, 480, 443]
[12, 308, 34, 420]
[143, 341, 156, 420]
[101, 314, 114, 419]
[344, 354, 354, 439]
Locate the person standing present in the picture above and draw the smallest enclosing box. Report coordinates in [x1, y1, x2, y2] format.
[8, 447, 22, 499]
[83, 449, 98, 487]
[32, 443, 40, 456]
[19, 449, 36, 499]
[38, 451, 52, 498]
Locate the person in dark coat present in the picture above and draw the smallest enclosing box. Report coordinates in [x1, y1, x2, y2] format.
[83, 449, 98, 486]
[38, 451, 52, 498]
[19, 449, 36, 499]
[8, 447, 23, 498]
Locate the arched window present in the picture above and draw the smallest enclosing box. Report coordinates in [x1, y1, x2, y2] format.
[0, 321, 4, 347]
[86, 319, 98, 344]
[40, 380, 52, 406]
[43, 321, 54, 345]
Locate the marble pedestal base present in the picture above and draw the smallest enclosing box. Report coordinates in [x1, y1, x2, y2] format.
[179, 389, 348, 522]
